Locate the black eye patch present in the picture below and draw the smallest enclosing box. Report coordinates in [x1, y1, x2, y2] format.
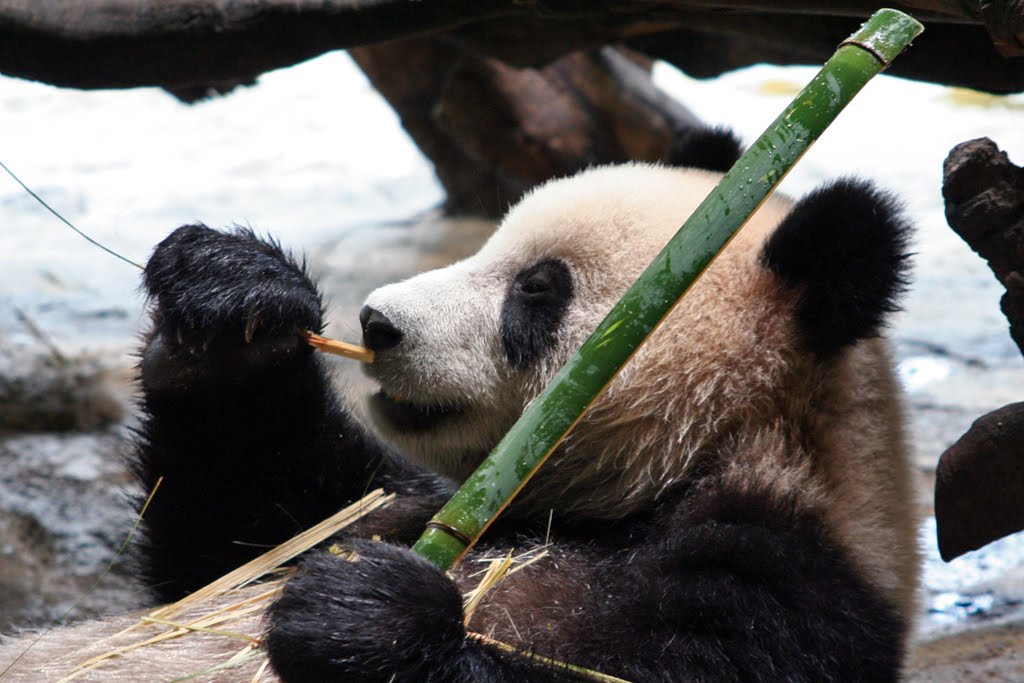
[500, 259, 574, 369]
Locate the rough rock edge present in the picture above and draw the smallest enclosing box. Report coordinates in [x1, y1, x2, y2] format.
[937, 138, 1024, 560]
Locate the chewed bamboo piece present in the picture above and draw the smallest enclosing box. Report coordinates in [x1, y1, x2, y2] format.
[303, 331, 375, 363]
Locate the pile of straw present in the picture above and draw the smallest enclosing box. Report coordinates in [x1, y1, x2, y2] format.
[4, 489, 622, 682]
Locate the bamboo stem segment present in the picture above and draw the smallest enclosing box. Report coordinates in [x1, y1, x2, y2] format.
[304, 332, 375, 364]
[411, 8, 923, 572]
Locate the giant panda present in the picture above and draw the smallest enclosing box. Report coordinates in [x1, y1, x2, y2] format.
[0, 129, 919, 682]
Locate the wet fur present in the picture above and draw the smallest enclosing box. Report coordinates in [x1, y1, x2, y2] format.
[1, 150, 918, 680]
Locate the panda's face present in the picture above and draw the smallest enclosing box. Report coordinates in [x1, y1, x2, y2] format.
[360, 164, 732, 481]
[361, 161, 912, 548]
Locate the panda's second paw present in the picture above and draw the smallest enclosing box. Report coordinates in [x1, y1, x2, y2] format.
[140, 225, 323, 391]
[266, 542, 466, 683]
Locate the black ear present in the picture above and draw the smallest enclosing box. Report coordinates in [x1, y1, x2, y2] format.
[759, 179, 912, 356]
[666, 127, 744, 173]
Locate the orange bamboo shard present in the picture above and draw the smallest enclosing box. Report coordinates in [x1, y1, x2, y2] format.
[304, 331, 375, 364]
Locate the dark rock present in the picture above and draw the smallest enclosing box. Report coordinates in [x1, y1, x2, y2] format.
[935, 402, 1024, 561]
[936, 139, 1024, 561]
[0, 341, 126, 431]
[943, 138, 1024, 353]
[0, 431, 139, 631]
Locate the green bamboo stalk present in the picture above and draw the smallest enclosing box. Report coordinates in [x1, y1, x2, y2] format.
[412, 8, 924, 571]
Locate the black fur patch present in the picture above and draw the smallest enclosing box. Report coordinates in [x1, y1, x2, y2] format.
[144, 224, 324, 340]
[133, 225, 453, 601]
[267, 542, 467, 683]
[615, 480, 907, 682]
[760, 179, 912, 355]
[263, 477, 907, 682]
[666, 126, 744, 172]
[500, 259, 574, 369]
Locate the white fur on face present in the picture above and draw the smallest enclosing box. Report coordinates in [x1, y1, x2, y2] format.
[361, 258, 525, 480]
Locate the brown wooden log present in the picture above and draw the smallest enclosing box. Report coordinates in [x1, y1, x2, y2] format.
[0, 0, 513, 91]
[980, 0, 1024, 57]
[937, 138, 1024, 560]
[352, 41, 700, 217]
[1, 1, 1022, 92]
[628, 17, 1024, 94]
[943, 138, 1024, 351]
[935, 402, 1024, 560]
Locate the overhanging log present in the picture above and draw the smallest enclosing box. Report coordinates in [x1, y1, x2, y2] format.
[0, 0, 510, 92]
[0, 1, 1022, 93]
[352, 42, 700, 216]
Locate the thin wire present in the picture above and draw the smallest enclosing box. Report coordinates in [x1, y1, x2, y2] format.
[0, 158, 145, 270]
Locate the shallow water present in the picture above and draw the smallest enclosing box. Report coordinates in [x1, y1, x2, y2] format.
[922, 516, 1024, 631]
[2, 52, 1024, 632]
[1, 52, 442, 352]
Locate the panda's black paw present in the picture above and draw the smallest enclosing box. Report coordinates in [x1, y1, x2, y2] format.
[266, 541, 466, 683]
[140, 225, 324, 391]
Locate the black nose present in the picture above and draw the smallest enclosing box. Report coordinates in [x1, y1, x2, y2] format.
[360, 306, 403, 352]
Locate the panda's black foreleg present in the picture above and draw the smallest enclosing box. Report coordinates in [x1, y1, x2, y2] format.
[262, 481, 908, 683]
[132, 225, 452, 603]
[265, 541, 575, 683]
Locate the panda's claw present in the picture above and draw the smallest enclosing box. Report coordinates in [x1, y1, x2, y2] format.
[144, 223, 323, 346]
[139, 224, 326, 390]
[243, 314, 259, 344]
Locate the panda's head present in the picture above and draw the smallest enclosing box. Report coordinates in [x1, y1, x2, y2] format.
[360, 160, 910, 516]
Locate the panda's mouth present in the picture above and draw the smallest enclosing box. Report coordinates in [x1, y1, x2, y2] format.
[370, 390, 466, 432]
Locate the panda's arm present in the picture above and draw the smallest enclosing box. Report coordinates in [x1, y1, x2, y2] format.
[132, 225, 453, 603]
[264, 482, 906, 682]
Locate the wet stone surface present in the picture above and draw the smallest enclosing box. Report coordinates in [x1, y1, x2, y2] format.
[0, 337, 140, 631]
[0, 430, 141, 632]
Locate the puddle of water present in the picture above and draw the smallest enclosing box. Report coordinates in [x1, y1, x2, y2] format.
[899, 356, 953, 392]
[921, 516, 1024, 631]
